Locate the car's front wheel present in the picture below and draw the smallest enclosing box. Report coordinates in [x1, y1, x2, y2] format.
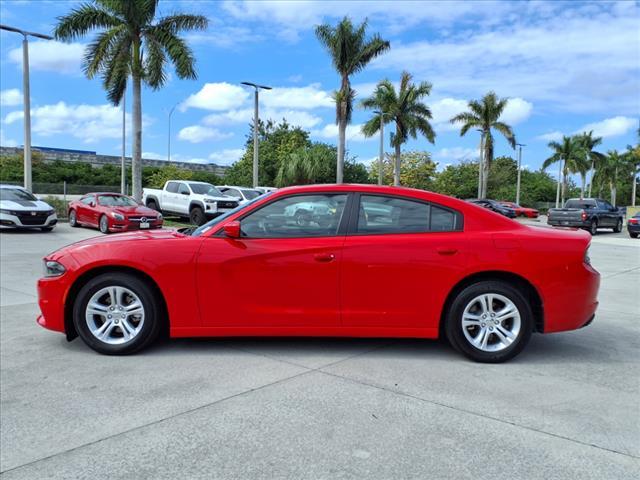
[589, 219, 598, 235]
[69, 210, 78, 227]
[99, 214, 110, 234]
[72, 272, 162, 355]
[190, 207, 206, 225]
[445, 281, 533, 363]
[613, 218, 623, 233]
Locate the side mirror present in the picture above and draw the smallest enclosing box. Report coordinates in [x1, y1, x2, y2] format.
[90, 202, 96, 207]
[223, 221, 241, 238]
[181, 190, 189, 195]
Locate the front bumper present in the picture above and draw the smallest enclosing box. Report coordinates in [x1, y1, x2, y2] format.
[0, 212, 57, 228]
[110, 220, 164, 232]
[37, 276, 68, 333]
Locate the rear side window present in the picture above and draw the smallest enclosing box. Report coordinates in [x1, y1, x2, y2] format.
[166, 182, 179, 193]
[565, 200, 595, 209]
[356, 195, 462, 234]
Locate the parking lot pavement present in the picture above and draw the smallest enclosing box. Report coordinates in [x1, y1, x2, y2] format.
[1, 224, 639, 479]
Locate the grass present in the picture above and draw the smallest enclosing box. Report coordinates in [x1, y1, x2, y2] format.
[162, 217, 191, 228]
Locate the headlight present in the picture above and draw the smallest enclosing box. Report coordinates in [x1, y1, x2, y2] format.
[47, 209, 56, 215]
[157, 213, 163, 219]
[204, 199, 216, 204]
[111, 212, 125, 220]
[43, 260, 66, 277]
[0, 209, 17, 215]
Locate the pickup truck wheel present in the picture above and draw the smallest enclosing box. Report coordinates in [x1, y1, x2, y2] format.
[190, 207, 206, 226]
[445, 281, 533, 363]
[147, 200, 159, 212]
[613, 218, 623, 233]
[589, 219, 598, 235]
[72, 272, 162, 355]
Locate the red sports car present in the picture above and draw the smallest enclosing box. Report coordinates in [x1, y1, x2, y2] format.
[38, 184, 599, 363]
[68, 193, 163, 234]
[499, 201, 539, 218]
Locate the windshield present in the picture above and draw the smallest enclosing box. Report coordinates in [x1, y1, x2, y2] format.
[565, 200, 595, 209]
[0, 187, 37, 202]
[189, 183, 224, 196]
[98, 195, 138, 207]
[241, 189, 261, 200]
[191, 192, 272, 237]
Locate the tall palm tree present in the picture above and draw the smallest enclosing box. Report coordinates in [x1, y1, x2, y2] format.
[360, 71, 435, 186]
[576, 130, 604, 198]
[543, 136, 585, 207]
[450, 92, 516, 199]
[626, 127, 640, 206]
[315, 17, 390, 184]
[54, 0, 208, 201]
[594, 150, 626, 206]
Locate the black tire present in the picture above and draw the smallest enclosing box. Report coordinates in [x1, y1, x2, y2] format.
[72, 272, 162, 355]
[445, 281, 533, 363]
[589, 219, 598, 235]
[147, 200, 159, 211]
[41, 226, 54, 232]
[630, 232, 639, 239]
[99, 214, 110, 234]
[189, 206, 206, 226]
[613, 218, 623, 233]
[69, 209, 78, 227]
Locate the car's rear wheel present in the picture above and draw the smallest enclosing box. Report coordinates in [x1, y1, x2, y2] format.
[99, 214, 110, 234]
[589, 219, 598, 235]
[445, 281, 533, 363]
[72, 273, 162, 355]
[630, 232, 639, 239]
[190, 206, 206, 226]
[613, 218, 623, 233]
[69, 210, 78, 227]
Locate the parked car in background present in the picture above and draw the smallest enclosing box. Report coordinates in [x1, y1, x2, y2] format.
[0, 184, 57, 232]
[466, 199, 517, 218]
[547, 198, 623, 235]
[627, 212, 640, 238]
[37, 184, 599, 363]
[255, 186, 278, 194]
[499, 201, 539, 218]
[143, 181, 239, 225]
[217, 185, 262, 204]
[68, 193, 162, 234]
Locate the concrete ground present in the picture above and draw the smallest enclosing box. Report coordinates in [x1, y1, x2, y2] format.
[1, 223, 638, 479]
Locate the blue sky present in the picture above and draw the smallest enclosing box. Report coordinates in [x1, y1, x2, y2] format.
[0, 0, 638, 178]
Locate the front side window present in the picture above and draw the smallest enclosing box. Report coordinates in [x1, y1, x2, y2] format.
[240, 194, 348, 238]
[242, 189, 261, 200]
[357, 195, 462, 234]
[189, 183, 225, 196]
[81, 196, 95, 205]
[178, 183, 191, 195]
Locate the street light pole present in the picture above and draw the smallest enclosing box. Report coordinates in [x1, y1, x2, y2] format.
[373, 110, 389, 186]
[167, 102, 179, 163]
[515, 143, 526, 205]
[121, 83, 126, 194]
[241, 81, 272, 188]
[477, 129, 484, 198]
[0, 24, 53, 192]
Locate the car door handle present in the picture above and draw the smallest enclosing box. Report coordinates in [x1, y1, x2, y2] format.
[314, 253, 335, 263]
[436, 247, 458, 256]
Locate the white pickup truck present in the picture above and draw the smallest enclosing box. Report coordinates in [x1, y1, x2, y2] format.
[142, 181, 239, 225]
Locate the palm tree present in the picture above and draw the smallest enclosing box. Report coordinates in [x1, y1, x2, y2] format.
[576, 130, 604, 198]
[450, 92, 516, 198]
[360, 71, 435, 186]
[626, 127, 640, 206]
[315, 17, 390, 184]
[543, 136, 584, 207]
[54, 1, 208, 201]
[594, 150, 626, 206]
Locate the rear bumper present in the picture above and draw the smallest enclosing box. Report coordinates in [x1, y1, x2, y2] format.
[548, 220, 589, 228]
[627, 224, 640, 234]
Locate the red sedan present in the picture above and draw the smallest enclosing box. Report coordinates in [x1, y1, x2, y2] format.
[499, 201, 539, 218]
[38, 184, 599, 362]
[68, 193, 163, 234]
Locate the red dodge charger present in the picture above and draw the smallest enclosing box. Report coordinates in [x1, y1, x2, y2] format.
[38, 185, 599, 362]
[68, 193, 163, 234]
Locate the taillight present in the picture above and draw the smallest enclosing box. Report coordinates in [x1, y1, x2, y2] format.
[630, 218, 638, 225]
[584, 245, 591, 265]
[581, 211, 588, 221]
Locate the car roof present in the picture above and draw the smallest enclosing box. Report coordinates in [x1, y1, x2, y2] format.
[0, 184, 26, 190]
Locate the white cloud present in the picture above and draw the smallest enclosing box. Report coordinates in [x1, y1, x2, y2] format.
[204, 107, 322, 129]
[574, 116, 637, 139]
[181, 83, 249, 111]
[178, 125, 232, 143]
[142, 151, 166, 160]
[430, 97, 468, 132]
[536, 131, 564, 142]
[262, 84, 333, 110]
[433, 147, 478, 161]
[1, 89, 21, 107]
[3, 101, 148, 143]
[186, 26, 262, 49]
[311, 123, 369, 142]
[501, 98, 533, 125]
[208, 148, 245, 166]
[9, 41, 85, 74]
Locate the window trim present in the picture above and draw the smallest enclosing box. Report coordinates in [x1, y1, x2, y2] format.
[345, 192, 464, 236]
[215, 191, 355, 240]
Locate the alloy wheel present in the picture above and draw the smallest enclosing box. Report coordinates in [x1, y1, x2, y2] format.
[461, 293, 521, 352]
[85, 286, 145, 345]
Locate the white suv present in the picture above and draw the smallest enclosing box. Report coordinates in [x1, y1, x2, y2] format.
[0, 184, 58, 232]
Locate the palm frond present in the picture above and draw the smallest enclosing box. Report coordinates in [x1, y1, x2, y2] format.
[54, 3, 121, 40]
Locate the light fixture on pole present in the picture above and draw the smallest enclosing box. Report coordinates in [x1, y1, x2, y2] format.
[515, 143, 526, 205]
[373, 110, 389, 186]
[241, 81, 272, 188]
[167, 101, 180, 163]
[0, 24, 53, 192]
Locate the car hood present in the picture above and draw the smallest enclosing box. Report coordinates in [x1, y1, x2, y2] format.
[109, 205, 159, 216]
[0, 199, 53, 211]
